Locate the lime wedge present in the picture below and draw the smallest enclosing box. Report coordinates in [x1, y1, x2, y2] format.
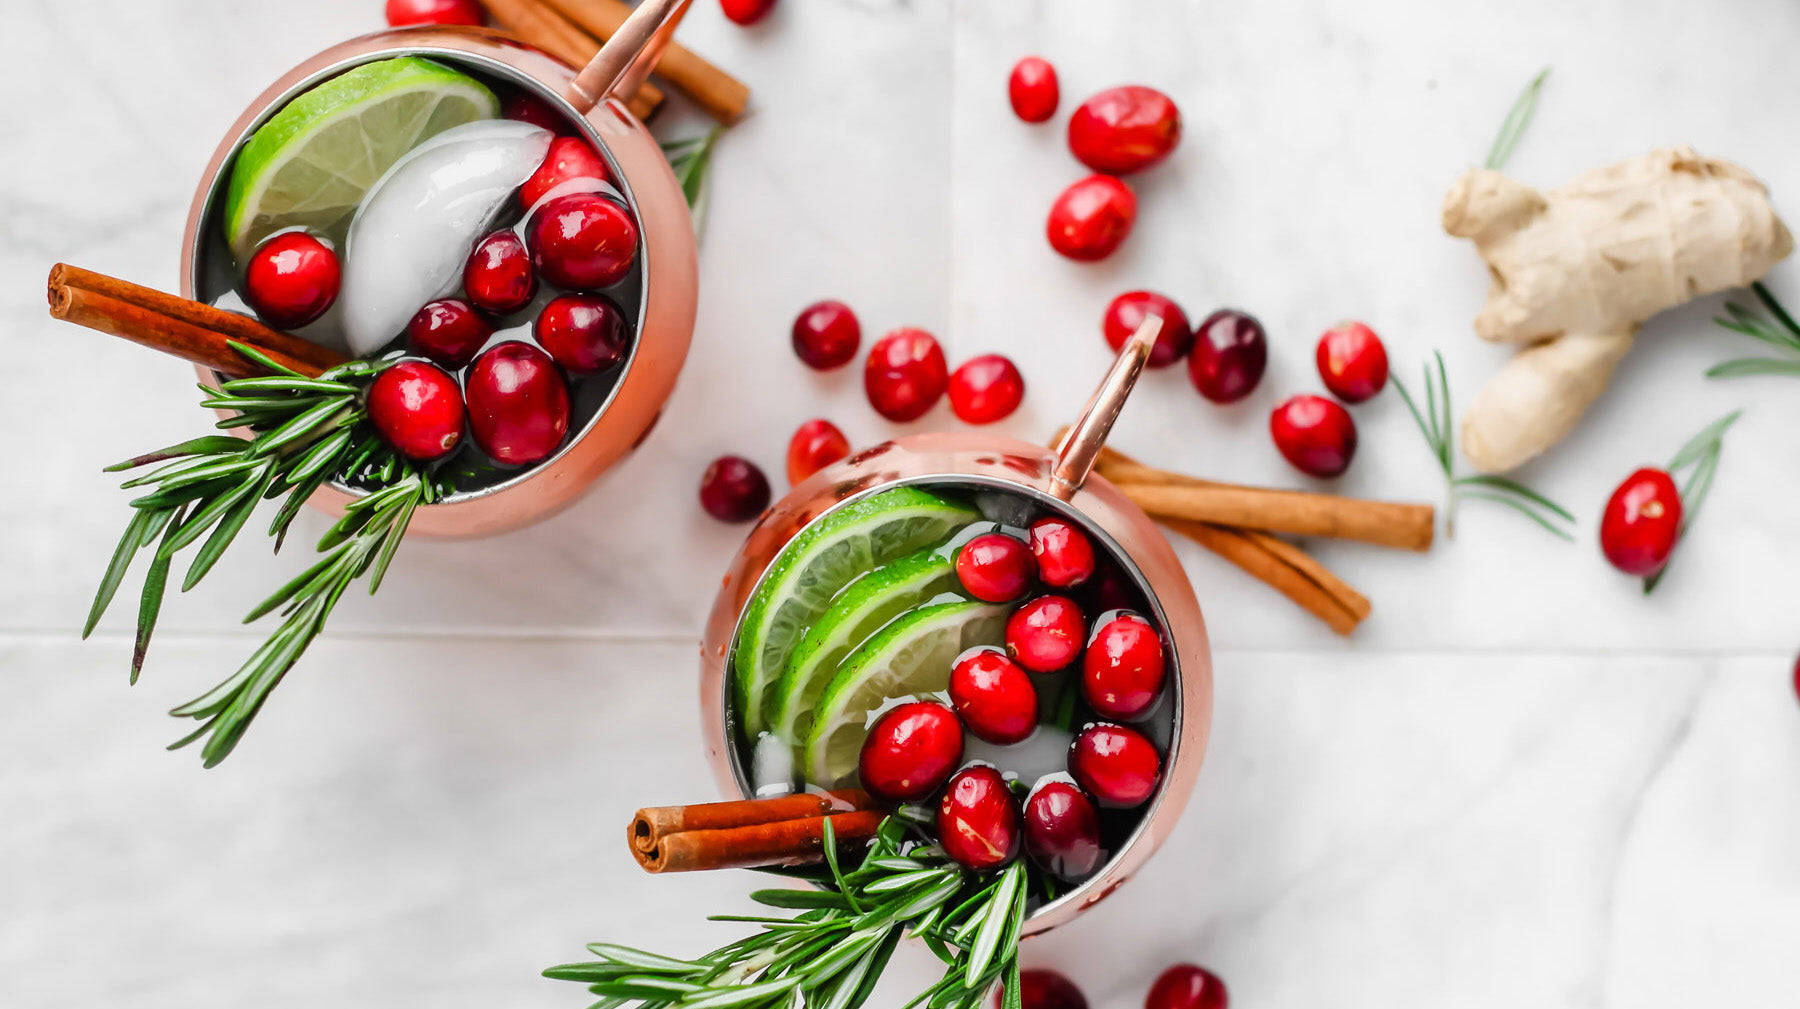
[768, 549, 958, 750]
[804, 600, 1008, 788]
[732, 487, 979, 735]
[222, 56, 499, 259]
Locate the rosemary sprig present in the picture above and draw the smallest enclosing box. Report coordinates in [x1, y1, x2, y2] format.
[1392, 350, 1576, 540]
[545, 816, 1028, 1009]
[1642, 410, 1741, 594]
[1484, 67, 1550, 171]
[1708, 282, 1800, 379]
[662, 126, 724, 233]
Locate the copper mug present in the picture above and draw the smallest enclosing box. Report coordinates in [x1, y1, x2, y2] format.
[699, 320, 1215, 937]
[179, 0, 700, 538]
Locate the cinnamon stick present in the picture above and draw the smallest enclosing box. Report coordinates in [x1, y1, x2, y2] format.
[544, 0, 749, 123]
[630, 790, 872, 853]
[1107, 473, 1435, 551]
[481, 0, 664, 119]
[628, 792, 883, 874]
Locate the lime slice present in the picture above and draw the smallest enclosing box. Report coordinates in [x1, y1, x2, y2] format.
[768, 549, 958, 749]
[803, 600, 1008, 788]
[732, 487, 978, 735]
[222, 56, 499, 259]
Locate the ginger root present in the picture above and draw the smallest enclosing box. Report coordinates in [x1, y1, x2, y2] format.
[1444, 146, 1791, 472]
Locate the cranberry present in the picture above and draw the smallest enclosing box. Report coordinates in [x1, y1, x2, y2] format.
[520, 136, 611, 211]
[864, 327, 949, 422]
[1023, 781, 1102, 879]
[465, 342, 570, 465]
[1008, 57, 1060, 123]
[1792, 652, 1800, 707]
[720, 0, 776, 26]
[949, 354, 1026, 425]
[1188, 309, 1267, 403]
[1600, 467, 1682, 577]
[405, 298, 491, 369]
[1069, 723, 1160, 808]
[1067, 85, 1182, 175]
[528, 192, 638, 290]
[996, 970, 1089, 1009]
[243, 232, 340, 330]
[1103, 291, 1194, 368]
[792, 300, 861, 370]
[365, 360, 465, 461]
[949, 649, 1038, 745]
[1270, 394, 1357, 478]
[1083, 613, 1165, 720]
[1006, 595, 1085, 673]
[463, 230, 537, 315]
[698, 455, 771, 523]
[936, 765, 1021, 870]
[1146, 965, 1228, 1009]
[535, 293, 628, 374]
[859, 702, 964, 804]
[1315, 321, 1389, 403]
[786, 418, 851, 485]
[1047, 174, 1136, 262]
[384, 0, 483, 27]
[1029, 517, 1095, 589]
[502, 89, 567, 134]
[956, 533, 1036, 602]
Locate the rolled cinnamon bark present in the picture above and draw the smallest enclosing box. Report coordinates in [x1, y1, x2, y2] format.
[635, 809, 886, 874]
[1105, 466, 1435, 552]
[481, 0, 665, 119]
[630, 790, 872, 854]
[545, 0, 749, 122]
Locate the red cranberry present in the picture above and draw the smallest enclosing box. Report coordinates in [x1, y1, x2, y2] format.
[384, 0, 483, 27]
[405, 298, 491, 369]
[1103, 291, 1194, 368]
[365, 360, 465, 461]
[864, 327, 949, 422]
[949, 354, 1026, 425]
[535, 293, 627, 374]
[1146, 965, 1228, 1009]
[1047, 174, 1136, 262]
[996, 970, 1089, 1009]
[1600, 467, 1682, 577]
[1069, 723, 1160, 808]
[1067, 85, 1182, 175]
[1029, 517, 1096, 588]
[949, 649, 1038, 745]
[1315, 321, 1389, 403]
[1188, 309, 1267, 403]
[859, 701, 964, 804]
[520, 136, 611, 211]
[957, 533, 1036, 603]
[698, 455, 771, 523]
[528, 192, 638, 290]
[720, 0, 776, 26]
[936, 765, 1021, 870]
[465, 342, 570, 465]
[1023, 781, 1102, 879]
[1082, 614, 1165, 720]
[1008, 57, 1060, 123]
[502, 89, 567, 134]
[1270, 394, 1357, 478]
[243, 232, 340, 330]
[1792, 652, 1799, 708]
[463, 230, 537, 315]
[786, 418, 851, 485]
[1006, 595, 1085, 673]
[792, 300, 861, 370]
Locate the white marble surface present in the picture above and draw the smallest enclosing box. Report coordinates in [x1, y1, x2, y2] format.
[4, 1, 1798, 1007]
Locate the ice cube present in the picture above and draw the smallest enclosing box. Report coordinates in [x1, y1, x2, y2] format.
[752, 732, 797, 796]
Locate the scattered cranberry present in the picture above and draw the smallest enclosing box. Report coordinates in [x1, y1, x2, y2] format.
[1792, 652, 1799, 707]
[502, 89, 566, 134]
[949, 649, 1039, 745]
[1029, 517, 1095, 588]
[1315, 321, 1389, 403]
[366, 360, 465, 461]
[528, 192, 638, 290]
[1103, 291, 1194, 368]
[1023, 781, 1102, 880]
[1270, 394, 1357, 478]
[1600, 468, 1682, 577]
[949, 354, 1026, 425]
[1146, 964, 1228, 1009]
[786, 418, 851, 485]
[535, 293, 627, 374]
[465, 342, 570, 465]
[698, 455, 771, 523]
[996, 970, 1089, 1009]
[720, 0, 776, 26]
[1008, 57, 1060, 123]
[1083, 614, 1165, 721]
[243, 232, 340, 330]
[1006, 595, 1086, 673]
[1069, 723, 1160, 808]
[384, 0, 483, 27]
[1067, 85, 1182, 175]
[792, 300, 861, 370]
[520, 136, 611, 211]
[405, 298, 491, 369]
[956, 533, 1037, 603]
[1188, 309, 1267, 403]
[864, 327, 949, 422]
[463, 230, 537, 315]
[1047, 174, 1136, 262]
[937, 765, 1021, 870]
[859, 702, 964, 804]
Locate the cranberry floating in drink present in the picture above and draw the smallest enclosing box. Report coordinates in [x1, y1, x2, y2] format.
[957, 532, 1037, 602]
[366, 360, 466, 461]
[464, 230, 537, 315]
[243, 232, 340, 330]
[520, 136, 612, 209]
[859, 701, 965, 803]
[1023, 780, 1103, 879]
[406, 298, 491, 369]
[949, 649, 1038, 745]
[529, 191, 639, 290]
[1007, 594, 1086, 672]
[1083, 613, 1166, 720]
[938, 765, 1022, 870]
[1070, 723, 1161, 807]
[1029, 517, 1095, 588]
[466, 342, 571, 466]
[536, 293, 628, 373]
